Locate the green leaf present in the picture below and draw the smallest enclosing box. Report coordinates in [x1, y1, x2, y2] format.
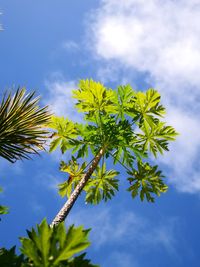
[113, 147, 135, 168]
[68, 253, 100, 267]
[73, 79, 116, 115]
[0, 246, 25, 267]
[132, 89, 166, 126]
[20, 219, 90, 267]
[53, 225, 90, 264]
[84, 163, 119, 204]
[136, 121, 178, 157]
[0, 187, 9, 215]
[127, 161, 168, 202]
[49, 116, 78, 154]
[49, 137, 62, 153]
[0, 205, 9, 215]
[114, 85, 136, 120]
[58, 159, 87, 198]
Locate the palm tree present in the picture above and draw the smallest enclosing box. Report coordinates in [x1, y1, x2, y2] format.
[0, 88, 51, 163]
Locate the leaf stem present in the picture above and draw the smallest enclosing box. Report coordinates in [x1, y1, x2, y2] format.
[108, 151, 132, 173]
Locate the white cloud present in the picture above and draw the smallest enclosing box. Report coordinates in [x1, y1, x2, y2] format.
[158, 107, 200, 193]
[91, 0, 200, 88]
[43, 76, 84, 161]
[44, 76, 83, 122]
[87, 0, 200, 193]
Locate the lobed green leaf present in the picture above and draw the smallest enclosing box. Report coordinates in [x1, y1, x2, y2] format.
[20, 219, 91, 267]
[84, 164, 119, 204]
[127, 161, 168, 202]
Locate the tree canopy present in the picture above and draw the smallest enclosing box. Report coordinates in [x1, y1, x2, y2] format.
[0, 81, 178, 266]
[49, 79, 178, 226]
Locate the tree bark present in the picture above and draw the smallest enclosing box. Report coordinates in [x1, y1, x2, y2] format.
[50, 147, 105, 227]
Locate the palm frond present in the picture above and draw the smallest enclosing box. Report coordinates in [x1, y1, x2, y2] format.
[0, 88, 51, 162]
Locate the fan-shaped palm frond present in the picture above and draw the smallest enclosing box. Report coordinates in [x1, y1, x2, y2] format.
[0, 88, 51, 162]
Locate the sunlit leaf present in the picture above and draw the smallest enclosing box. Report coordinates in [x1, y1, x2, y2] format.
[49, 116, 78, 153]
[84, 163, 119, 204]
[58, 159, 87, 198]
[73, 79, 116, 115]
[114, 85, 136, 120]
[136, 121, 178, 157]
[20, 219, 90, 267]
[132, 89, 166, 126]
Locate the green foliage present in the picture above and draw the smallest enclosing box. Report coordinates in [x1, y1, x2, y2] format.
[0, 247, 25, 267]
[49, 117, 78, 154]
[127, 161, 168, 202]
[0, 88, 51, 163]
[73, 79, 116, 115]
[0, 220, 98, 267]
[0, 80, 178, 267]
[0, 87, 100, 266]
[0, 205, 8, 215]
[84, 163, 119, 204]
[49, 79, 178, 204]
[0, 249, 99, 267]
[136, 121, 177, 157]
[132, 89, 166, 125]
[20, 219, 91, 267]
[0, 187, 8, 215]
[58, 158, 87, 198]
[67, 253, 99, 267]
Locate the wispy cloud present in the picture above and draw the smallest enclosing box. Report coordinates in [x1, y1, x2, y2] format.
[0, 11, 3, 31]
[104, 251, 139, 267]
[44, 76, 78, 119]
[38, 173, 61, 193]
[0, 158, 24, 180]
[62, 40, 79, 52]
[43, 75, 84, 161]
[87, 0, 200, 193]
[67, 205, 179, 255]
[141, 217, 179, 255]
[158, 107, 200, 193]
[44, 73, 83, 121]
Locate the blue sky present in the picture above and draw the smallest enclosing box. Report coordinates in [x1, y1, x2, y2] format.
[1, 0, 200, 266]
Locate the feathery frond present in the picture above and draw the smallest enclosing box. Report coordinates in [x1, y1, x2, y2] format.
[0, 88, 51, 162]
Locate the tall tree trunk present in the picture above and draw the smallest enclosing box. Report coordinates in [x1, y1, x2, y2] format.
[50, 147, 105, 227]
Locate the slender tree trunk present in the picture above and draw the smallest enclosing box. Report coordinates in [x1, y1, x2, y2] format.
[50, 147, 105, 227]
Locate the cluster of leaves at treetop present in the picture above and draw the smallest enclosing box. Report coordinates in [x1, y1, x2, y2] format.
[49, 79, 178, 203]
